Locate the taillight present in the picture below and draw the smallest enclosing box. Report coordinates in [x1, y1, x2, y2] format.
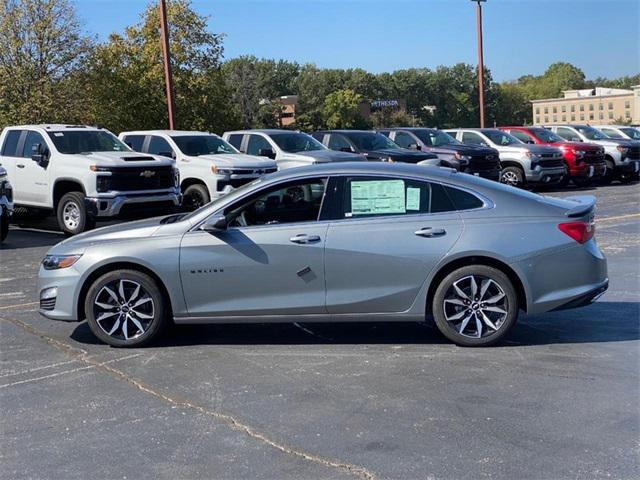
[558, 221, 594, 244]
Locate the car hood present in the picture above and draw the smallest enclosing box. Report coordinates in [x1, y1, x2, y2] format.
[186, 153, 277, 169]
[366, 148, 438, 160]
[495, 144, 560, 155]
[286, 149, 365, 163]
[548, 141, 602, 151]
[587, 138, 636, 147]
[430, 144, 499, 156]
[61, 151, 175, 167]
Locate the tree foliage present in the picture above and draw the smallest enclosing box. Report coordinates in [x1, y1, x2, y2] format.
[321, 89, 365, 129]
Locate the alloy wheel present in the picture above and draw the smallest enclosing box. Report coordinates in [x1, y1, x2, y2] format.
[62, 201, 81, 230]
[500, 171, 519, 186]
[184, 191, 205, 211]
[93, 279, 155, 341]
[443, 275, 508, 339]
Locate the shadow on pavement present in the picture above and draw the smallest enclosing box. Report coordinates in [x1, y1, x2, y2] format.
[70, 301, 639, 348]
[0, 228, 64, 249]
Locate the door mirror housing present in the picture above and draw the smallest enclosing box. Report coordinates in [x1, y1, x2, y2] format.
[31, 143, 49, 167]
[258, 148, 276, 159]
[200, 214, 228, 233]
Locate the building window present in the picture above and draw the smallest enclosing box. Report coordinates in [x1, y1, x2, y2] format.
[544, 116, 549, 123]
[589, 104, 594, 111]
[599, 103, 604, 110]
[599, 112, 604, 119]
[626, 111, 631, 118]
[535, 116, 540, 124]
[609, 111, 614, 119]
[608, 102, 613, 109]
[580, 104, 584, 111]
[561, 105, 566, 113]
[544, 107, 548, 114]
[589, 113, 594, 120]
[553, 106, 557, 113]
[625, 100, 631, 108]
[535, 107, 540, 114]
[553, 115, 557, 122]
[562, 115, 566, 122]
[571, 105, 575, 112]
[571, 114, 576, 121]
[580, 114, 585, 120]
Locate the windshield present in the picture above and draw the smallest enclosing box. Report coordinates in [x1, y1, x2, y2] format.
[269, 132, 325, 153]
[483, 130, 522, 146]
[530, 128, 565, 143]
[575, 126, 609, 140]
[47, 130, 130, 154]
[620, 127, 640, 140]
[413, 129, 461, 146]
[172, 135, 237, 156]
[345, 132, 400, 151]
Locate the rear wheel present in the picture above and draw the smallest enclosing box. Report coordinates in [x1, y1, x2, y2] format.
[183, 183, 210, 211]
[85, 270, 167, 347]
[432, 265, 519, 347]
[499, 166, 525, 188]
[57, 191, 94, 236]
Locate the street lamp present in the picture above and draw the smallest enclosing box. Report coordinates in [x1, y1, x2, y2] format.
[471, 0, 486, 128]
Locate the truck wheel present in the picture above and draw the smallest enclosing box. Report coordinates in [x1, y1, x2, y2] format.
[599, 159, 615, 185]
[0, 210, 8, 243]
[84, 269, 167, 347]
[56, 192, 95, 236]
[500, 166, 525, 188]
[432, 265, 519, 347]
[183, 184, 210, 211]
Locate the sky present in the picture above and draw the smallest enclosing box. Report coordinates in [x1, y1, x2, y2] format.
[76, 0, 640, 82]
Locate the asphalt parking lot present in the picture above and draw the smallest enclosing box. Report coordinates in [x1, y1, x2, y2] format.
[1, 182, 638, 480]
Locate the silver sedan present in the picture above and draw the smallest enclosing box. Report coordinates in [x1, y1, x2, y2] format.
[37, 162, 608, 347]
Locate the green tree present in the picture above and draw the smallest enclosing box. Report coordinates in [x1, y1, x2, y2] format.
[84, 0, 237, 133]
[321, 89, 365, 129]
[0, 0, 93, 128]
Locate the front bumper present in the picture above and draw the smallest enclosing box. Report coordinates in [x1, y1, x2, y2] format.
[571, 162, 607, 179]
[615, 159, 640, 173]
[85, 189, 181, 218]
[526, 166, 567, 184]
[464, 167, 502, 181]
[37, 263, 84, 321]
[1, 201, 13, 218]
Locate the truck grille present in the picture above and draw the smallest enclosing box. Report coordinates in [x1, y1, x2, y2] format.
[108, 167, 174, 192]
[627, 146, 640, 160]
[539, 156, 564, 168]
[469, 154, 501, 171]
[583, 151, 605, 164]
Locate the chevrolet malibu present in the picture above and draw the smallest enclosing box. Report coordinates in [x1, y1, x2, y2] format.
[38, 163, 608, 347]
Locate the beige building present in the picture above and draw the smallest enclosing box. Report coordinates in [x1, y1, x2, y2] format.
[531, 86, 640, 126]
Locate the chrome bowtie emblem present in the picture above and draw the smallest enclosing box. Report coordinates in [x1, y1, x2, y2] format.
[140, 170, 155, 178]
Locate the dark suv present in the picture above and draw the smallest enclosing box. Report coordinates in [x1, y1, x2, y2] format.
[378, 128, 502, 181]
[311, 130, 440, 165]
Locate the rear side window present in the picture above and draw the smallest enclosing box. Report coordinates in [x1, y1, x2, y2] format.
[123, 135, 145, 152]
[226, 134, 243, 149]
[443, 186, 484, 211]
[1, 130, 22, 156]
[21, 131, 47, 158]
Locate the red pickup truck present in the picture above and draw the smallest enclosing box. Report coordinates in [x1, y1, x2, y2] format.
[499, 126, 606, 187]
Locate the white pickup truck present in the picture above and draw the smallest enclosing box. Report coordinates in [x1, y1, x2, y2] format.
[0, 125, 181, 235]
[119, 130, 278, 210]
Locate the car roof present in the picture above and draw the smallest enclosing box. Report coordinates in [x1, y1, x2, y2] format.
[4, 124, 106, 131]
[224, 129, 302, 135]
[120, 130, 217, 136]
[315, 130, 380, 134]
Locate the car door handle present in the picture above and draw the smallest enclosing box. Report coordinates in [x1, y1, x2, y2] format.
[289, 234, 321, 244]
[414, 227, 446, 237]
[181, 158, 190, 163]
[16, 164, 25, 168]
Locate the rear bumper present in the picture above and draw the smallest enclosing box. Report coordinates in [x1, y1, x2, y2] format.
[85, 189, 181, 218]
[550, 279, 609, 311]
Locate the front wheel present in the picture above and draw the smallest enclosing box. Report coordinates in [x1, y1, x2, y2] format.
[56, 192, 95, 236]
[499, 166, 525, 188]
[432, 265, 519, 347]
[183, 183, 211, 211]
[85, 270, 167, 347]
[0, 209, 8, 242]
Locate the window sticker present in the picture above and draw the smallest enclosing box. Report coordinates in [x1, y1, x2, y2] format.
[53, 132, 64, 137]
[406, 187, 420, 210]
[350, 180, 406, 216]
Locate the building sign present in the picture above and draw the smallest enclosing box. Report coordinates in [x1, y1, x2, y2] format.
[370, 99, 400, 110]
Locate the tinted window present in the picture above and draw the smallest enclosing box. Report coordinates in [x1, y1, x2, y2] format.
[555, 127, 577, 141]
[444, 186, 484, 211]
[171, 135, 235, 156]
[393, 132, 416, 148]
[620, 127, 640, 140]
[123, 135, 145, 152]
[1, 130, 22, 156]
[226, 134, 243, 149]
[328, 134, 353, 151]
[269, 132, 324, 153]
[413, 129, 460, 146]
[47, 130, 129, 153]
[461, 132, 485, 146]
[575, 126, 608, 140]
[246, 134, 272, 156]
[343, 132, 399, 151]
[600, 128, 623, 139]
[147, 136, 174, 157]
[22, 131, 47, 158]
[509, 130, 533, 143]
[483, 130, 521, 146]
[529, 128, 564, 143]
[226, 177, 327, 227]
[341, 177, 436, 218]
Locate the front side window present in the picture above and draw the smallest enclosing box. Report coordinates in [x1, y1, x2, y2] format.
[413, 129, 460, 147]
[22, 131, 47, 157]
[148, 136, 174, 157]
[269, 132, 324, 153]
[328, 134, 353, 151]
[556, 127, 580, 141]
[172, 135, 236, 156]
[1, 130, 22, 156]
[482, 130, 521, 146]
[600, 128, 623, 139]
[393, 131, 417, 148]
[246, 134, 273, 156]
[123, 135, 145, 152]
[620, 127, 640, 140]
[575, 126, 608, 140]
[226, 134, 243, 149]
[47, 130, 129, 154]
[509, 130, 534, 143]
[461, 132, 486, 146]
[344, 132, 400, 151]
[529, 128, 564, 143]
[226, 177, 327, 227]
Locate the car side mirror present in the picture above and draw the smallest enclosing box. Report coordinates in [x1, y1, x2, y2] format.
[258, 148, 276, 159]
[31, 143, 49, 167]
[526, 140, 535, 144]
[408, 143, 421, 150]
[200, 214, 227, 233]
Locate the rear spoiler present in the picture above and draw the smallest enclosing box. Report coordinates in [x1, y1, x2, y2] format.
[563, 195, 596, 218]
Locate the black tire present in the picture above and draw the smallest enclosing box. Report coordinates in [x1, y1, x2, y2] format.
[183, 183, 211, 211]
[432, 265, 519, 347]
[56, 191, 95, 236]
[85, 269, 167, 347]
[499, 166, 525, 188]
[0, 210, 8, 243]
[619, 171, 637, 184]
[599, 159, 615, 185]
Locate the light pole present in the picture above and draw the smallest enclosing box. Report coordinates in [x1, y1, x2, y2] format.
[159, 0, 176, 129]
[472, 0, 486, 128]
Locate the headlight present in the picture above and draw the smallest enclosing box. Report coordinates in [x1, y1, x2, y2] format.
[575, 150, 585, 158]
[525, 151, 536, 159]
[211, 166, 232, 175]
[173, 167, 180, 187]
[454, 152, 471, 165]
[96, 175, 111, 193]
[42, 254, 82, 270]
[616, 146, 629, 154]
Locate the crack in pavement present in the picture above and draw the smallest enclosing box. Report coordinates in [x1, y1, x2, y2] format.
[0, 315, 377, 480]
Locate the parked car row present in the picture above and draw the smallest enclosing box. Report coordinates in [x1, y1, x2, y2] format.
[0, 123, 638, 241]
